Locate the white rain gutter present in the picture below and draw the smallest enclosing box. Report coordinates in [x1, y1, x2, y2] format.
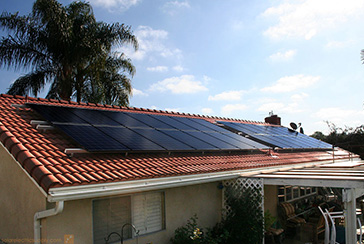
[46, 159, 339, 202]
[34, 201, 64, 244]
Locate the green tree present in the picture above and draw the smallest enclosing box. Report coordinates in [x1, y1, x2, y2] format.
[0, 0, 138, 105]
[311, 121, 364, 159]
[223, 186, 264, 244]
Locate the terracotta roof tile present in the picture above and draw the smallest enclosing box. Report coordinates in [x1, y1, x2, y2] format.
[0, 94, 357, 194]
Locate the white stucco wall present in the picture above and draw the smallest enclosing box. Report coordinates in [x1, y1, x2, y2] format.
[264, 185, 278, 217]
[43, 181, 223, 244]
[0, 144, 46, 241]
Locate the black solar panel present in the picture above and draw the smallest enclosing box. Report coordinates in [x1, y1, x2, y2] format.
[28, 103, 267, 152]
[99, 111, 151, 129]
[30, 105, 88, 124]
[159, 130, 219, 150]
[151, 115, 195, 131]
[131, 128, 195, 151]
[70, 108, 120, 126]
[218, 121, 332, 149]
[56, 124, 130, 151]
[126, 113, 175, 130]
[97, 127, 165, 151]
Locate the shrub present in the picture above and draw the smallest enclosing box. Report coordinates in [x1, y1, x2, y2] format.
[171, 186, 264, 244]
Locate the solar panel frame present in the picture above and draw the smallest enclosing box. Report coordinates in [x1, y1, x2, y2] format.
[125, 113, 176, 130]
[130, 128, 195, 151]
[151, 115, 197, 131]
[29, 104, 88, 124]
[218, 121, 332, 149]
[55, 124, 130, 151]
[97, 126, 166, 151]
[99, 110, 152, 129]
[29, 103, 268, 152]
[183, 130, 240, 150]
[158, 129, 219, 150]
[68, 108, 121, 126]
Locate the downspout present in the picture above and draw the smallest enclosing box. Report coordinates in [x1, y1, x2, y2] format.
[34, 201, 64, 244]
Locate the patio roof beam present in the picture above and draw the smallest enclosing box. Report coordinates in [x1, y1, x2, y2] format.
[270, 171, 364, 176]
[258, 174, 364, 181]
[289, 169, 364, 173]
[261, 177, 364, 188]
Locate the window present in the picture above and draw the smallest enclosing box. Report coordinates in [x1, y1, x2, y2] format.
[278, 185, 316, 203]
[93, 192, 165, 244]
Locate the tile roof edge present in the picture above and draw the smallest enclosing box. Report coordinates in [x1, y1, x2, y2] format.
[0, 93, 266, 124]
[0, 121, 61, 192]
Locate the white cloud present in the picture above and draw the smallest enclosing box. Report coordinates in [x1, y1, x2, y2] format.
[202, 108, 214, 115]
[231, 20, 244, 31]
[221, 104, 248, 115]
[165, 107, 181, 112]
[132, 88, 148, 96]
[325, 40, 354, 49]
[89, 0, 140, 12]
[121, 26, 182, 61]
[173, 65, 185, 72]
[269, 50, 297, 61]
[202, 75, 212, 82]
[262, 0, 364, 40]
[147, 66, 168, 72]
[257, 101, 303, 114]
[208, 90, 245, 101]
[314, 107, 364, 125]
[291, 92, 308, 102]
[149, 75, 208, 94]
[162, 1, 190, 15]
[261, 74, 320, 93]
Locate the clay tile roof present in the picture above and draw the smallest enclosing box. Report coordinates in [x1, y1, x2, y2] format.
[0, 94, 357, 193]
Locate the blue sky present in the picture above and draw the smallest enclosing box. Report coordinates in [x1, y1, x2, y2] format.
[1, 0, 364, 135]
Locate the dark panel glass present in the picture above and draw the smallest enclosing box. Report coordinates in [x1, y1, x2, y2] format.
[160, 129, 219, 150]
[99, 111, 151, 129]
[70, 108, 120, 126]
[151, 115, 196, 131]
[29, 104, 87, 124]
[126, 113, 175, 130]
[169, 117, 217, 132]
[97, 127, 165, 151]
[131, 128, 194, 151]
[184, 131, 239, 150]
[55, 124, 129, 151]
[219, 132, 268, 149]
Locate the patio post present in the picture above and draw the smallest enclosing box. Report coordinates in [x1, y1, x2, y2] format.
[343, 188, 356, 244]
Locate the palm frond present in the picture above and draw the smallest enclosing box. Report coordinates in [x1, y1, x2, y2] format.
[7, 68, 51, 96]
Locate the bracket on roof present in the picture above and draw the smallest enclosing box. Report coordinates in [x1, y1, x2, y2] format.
[36, 124, 55, 131]
[31, 120, 55, 131]
[11, 104, 27, 108]
[64, 148, 88, 157]
[30, 120, 49, 126]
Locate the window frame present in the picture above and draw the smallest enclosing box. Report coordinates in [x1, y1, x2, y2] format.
[92, 191, 165, 244]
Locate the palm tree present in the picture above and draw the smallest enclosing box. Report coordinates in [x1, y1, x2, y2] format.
[0, 0, 138, 105]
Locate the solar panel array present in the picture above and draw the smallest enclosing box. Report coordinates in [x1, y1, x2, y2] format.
[217, 121, 332, 149]
[29, 104, 267, 152]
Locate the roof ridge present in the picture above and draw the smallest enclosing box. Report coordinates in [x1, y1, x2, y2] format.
[0, 93, 266, 123]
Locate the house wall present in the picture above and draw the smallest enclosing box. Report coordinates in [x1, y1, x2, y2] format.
[264, 184, 278, 217]
[43, 199, 93, 243]
[0, 144, 46, 241]
[43, 181, 223, 244]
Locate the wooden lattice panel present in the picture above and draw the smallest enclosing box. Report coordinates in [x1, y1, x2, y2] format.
[222, 177, 264, 216]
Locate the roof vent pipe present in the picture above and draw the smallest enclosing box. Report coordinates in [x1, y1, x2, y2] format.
[265, 112, 281, 125]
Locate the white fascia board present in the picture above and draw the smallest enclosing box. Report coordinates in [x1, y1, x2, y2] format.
[48, 170, 241, 202]
[47, 159, 339, 202]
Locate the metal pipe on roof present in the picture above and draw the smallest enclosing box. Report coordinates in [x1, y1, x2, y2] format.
[34, 201, 64, 244]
